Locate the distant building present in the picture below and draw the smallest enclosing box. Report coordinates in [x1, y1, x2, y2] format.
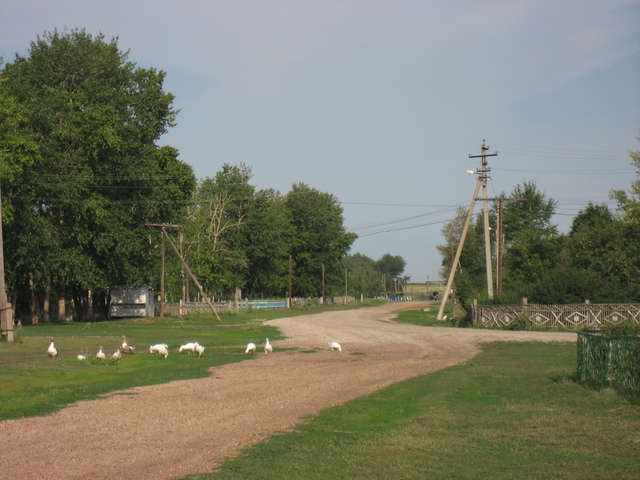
[109, 286, 155, 318]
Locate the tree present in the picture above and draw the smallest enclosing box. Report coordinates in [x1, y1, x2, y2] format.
[565, 203, 632, 301]
[0, 29, 195, 319]
[185, 165, 253, 298]
[342, 253, 384, 298]
[502, 181, 558, 242]
[610, 138, 640, 222]
[244, 189, 294, 297]
[0, 88, 41, 332]
[375, 253, 406, 294]
[285, 183, 357, 297]
[500, 181, 560, 286]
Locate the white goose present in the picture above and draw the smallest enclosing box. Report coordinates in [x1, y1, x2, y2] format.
[77, 354, 87, 361]
[264, 338, 273, 354]
[179, 342, 199, 354]
[195, 344, 205, 357]
[149, 343, 168, 354]
[96, 346, 106, 360]
[156, 345, 169, 359]
[245, 342, 256, 354]
[120, 335, 135, 354]
[328, 341, 342, 352]
[112, 349, 122, 363]
[47, 337, 58, 359]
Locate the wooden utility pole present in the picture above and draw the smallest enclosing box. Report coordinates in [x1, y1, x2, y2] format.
[288, 255, 293, 308]
[437, 142, 496, 320]
[147, 223, 220, 320]
[344, 268, 348, 304]
[321, 264, 325, 305]
[437, 174, 482, 320]
[489, 196, 526, 294]
[161, 229, 220, 320]
[497, 200, 504, 295]
[0, 180, 12, 342]
[469, 142, 497, 299]
[160, 227, 166, 317]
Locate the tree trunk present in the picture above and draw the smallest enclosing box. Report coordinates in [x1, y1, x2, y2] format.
[65, 297, 73, 322]
[11, 290, 19, 327]
[92, 290, 107, 320]
[72, 288, 90, 322]
[29, 277, 38, 325]
[58, 295, 65, 322]
[43, 286, 50, 323]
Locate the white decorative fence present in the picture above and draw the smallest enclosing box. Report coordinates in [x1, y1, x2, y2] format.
[471, 303, 640, 329]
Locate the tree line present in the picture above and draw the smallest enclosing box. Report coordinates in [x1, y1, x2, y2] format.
[0, 29, 409, 323]
[437, 156, 640, 305]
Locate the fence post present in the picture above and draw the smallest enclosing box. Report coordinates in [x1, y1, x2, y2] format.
[605, 338, 613, 386]
[473, 299, 478, 325]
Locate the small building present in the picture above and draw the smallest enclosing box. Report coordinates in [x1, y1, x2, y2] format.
[109, 286, 155, 318]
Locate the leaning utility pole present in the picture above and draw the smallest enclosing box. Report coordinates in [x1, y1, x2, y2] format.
[437, 142, 496, 320]
[147, 223, 220, 320]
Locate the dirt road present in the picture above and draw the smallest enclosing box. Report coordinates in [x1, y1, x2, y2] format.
[0, 302, 576, 479]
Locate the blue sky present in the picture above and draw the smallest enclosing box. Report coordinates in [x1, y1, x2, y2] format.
[2, 1, 639, 283]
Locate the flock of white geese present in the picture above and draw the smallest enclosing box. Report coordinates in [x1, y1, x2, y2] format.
[47, 336, 342, 362]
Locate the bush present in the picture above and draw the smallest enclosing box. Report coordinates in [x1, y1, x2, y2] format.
[600, 322, 640, 337]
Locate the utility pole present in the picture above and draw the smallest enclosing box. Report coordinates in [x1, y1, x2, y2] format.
[322, 264, 325, 305]
[469, 142, 497, 299]
[344, 268, 348, 304]
[147, 223, 220, 320]
[0, 179, 12, 342]
[437, 174, 482, 320]
[497, 200, 504, 295]
[437, 142, 496, 320]
[486, 196, 525, 294]
[288, 255, 293, 308]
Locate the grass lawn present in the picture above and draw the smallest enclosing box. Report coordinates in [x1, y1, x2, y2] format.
[4, 302, 635, 479]
[182, 341, 640, 480]
[0, 301, 386, 421]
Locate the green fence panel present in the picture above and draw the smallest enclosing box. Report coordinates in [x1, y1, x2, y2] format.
[577, 332, 640, 404]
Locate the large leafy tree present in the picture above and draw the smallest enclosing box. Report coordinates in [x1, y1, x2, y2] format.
[342, 253, 385, 298]
[285, 183, 357, 297]
[375, 253, 407, 294]
[243, 188, 294, 297]
[566, 137, 640, 303]
[501, 181, 560, 286]
[0, 29, 195, 318]
[185, 164, 254, 297]
[502, 181, 558, 240]
[564, 203, 633, 301]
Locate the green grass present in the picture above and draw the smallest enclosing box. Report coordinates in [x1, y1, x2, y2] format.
[0, 301, 385, 421]
[393, 303, 461, 327]
[5, 305, 638, 479]
[180, 342, 640, 480]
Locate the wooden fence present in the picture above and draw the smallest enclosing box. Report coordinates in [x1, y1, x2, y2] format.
[471, 302, 640, 329]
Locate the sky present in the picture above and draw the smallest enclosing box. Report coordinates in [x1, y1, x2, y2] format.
[1, 1, 639, 283]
